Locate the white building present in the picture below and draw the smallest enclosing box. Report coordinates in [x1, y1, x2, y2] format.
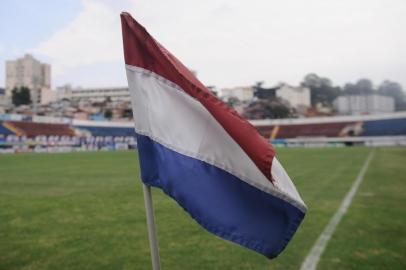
[5, 54, 52, 105]
[276, 84, 311, 108]
[57, 84, 130, 102]
[221, 86, 254, 102]
[0, 96, 9, 113]
[333, 95, 395, 115]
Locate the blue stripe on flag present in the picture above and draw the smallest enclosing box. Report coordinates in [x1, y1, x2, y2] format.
[136, 134, 305, 258]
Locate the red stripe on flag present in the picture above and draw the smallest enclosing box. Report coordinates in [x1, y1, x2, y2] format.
[120, 12, 275, 183]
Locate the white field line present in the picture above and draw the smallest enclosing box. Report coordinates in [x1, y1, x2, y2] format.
[299, 151, 375, 270]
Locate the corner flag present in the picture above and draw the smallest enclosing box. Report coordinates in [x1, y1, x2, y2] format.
[121, 12, 306, 258]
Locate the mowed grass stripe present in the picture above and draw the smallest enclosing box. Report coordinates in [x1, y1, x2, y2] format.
[317, 148, 406, 270]
[270, 147, 370, 270]
[0, 148, 403, 270]
[300, 151, 374, 270]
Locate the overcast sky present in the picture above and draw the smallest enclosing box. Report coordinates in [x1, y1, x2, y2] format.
[0, 0, 405, 90]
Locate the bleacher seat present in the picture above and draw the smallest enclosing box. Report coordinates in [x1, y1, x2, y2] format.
[362, 118, 406, 136]
[5, 121, 75, 137]
[75, 125, 136, 137]
[278, 122, 355, 138]
[2, 115, 406, 142]
[0, 122, 15, 135]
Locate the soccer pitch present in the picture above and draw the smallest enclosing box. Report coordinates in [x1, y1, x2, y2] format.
[0, 148, 405, 270]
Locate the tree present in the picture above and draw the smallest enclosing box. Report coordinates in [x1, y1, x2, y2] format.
[355, 79, 374, 95]
[301, 73, 340, 107]
[104, 109, 113, 119]
[342, 83, 357, 95]
[226, 96, 240, 107]
[122, 109, 133, 118]
[263, 99, 291, 119]
[378, 80, 406, 111]
[11, 87, 31, 106]
[242, 98, 291, 119]
[343, 79, 374, 95]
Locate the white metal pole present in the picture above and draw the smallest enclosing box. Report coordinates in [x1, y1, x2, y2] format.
[142, 183, 161, 270]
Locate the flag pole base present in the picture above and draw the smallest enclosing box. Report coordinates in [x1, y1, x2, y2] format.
[142, 183, 161, 270]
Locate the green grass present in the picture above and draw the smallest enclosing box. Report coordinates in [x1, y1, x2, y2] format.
[0, 148, 405, 269]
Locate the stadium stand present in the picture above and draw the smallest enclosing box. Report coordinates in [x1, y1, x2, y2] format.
[75, 125, 136, 137]
[257, 122, 358, 139]
[0, 122, 15, 136]
[4, 121, 75, 137]
[254, 112, 406, 137]
[1, 112, 406, 153]
[363, 118, 406, 136]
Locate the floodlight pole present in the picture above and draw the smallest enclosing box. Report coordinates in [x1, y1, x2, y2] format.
[142, 183, 161, 270]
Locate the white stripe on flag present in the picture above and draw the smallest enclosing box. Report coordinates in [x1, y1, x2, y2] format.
[126, 64, 306, 210]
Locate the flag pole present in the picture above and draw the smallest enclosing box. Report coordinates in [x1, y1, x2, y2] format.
[142, 183, 161, 270]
